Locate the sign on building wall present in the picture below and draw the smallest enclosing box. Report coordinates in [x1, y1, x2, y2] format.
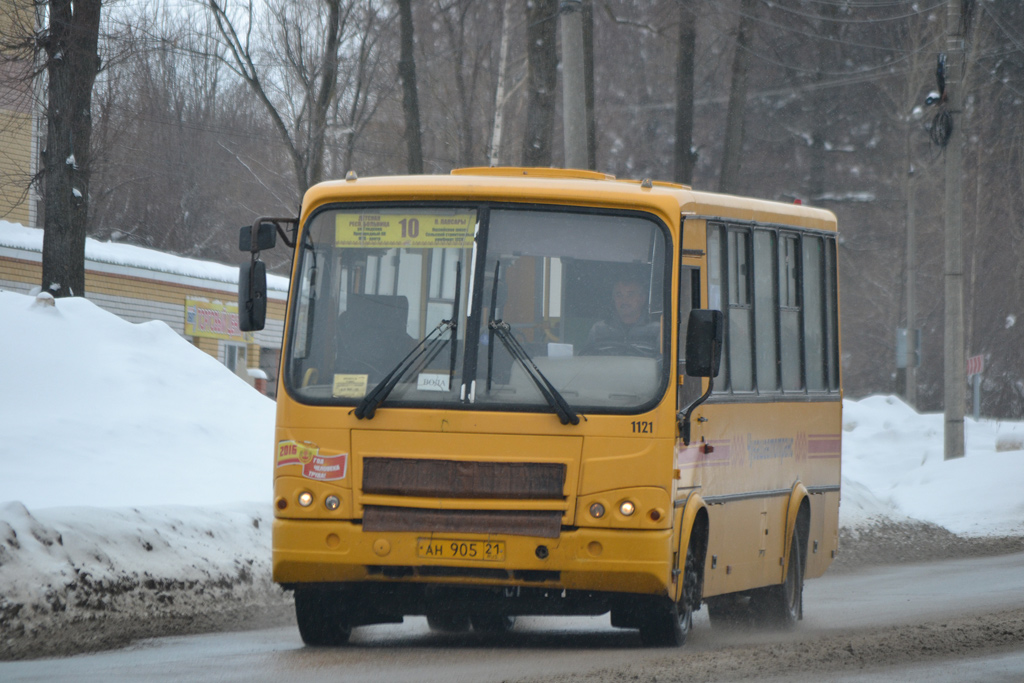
[185, 298, 253, 342]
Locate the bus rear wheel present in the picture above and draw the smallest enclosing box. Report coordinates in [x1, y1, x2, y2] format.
[426, 612, 471, 632]
[470, 614, 516, 633]
[752, 525, 804, 627]
[294, 588, 352, 646]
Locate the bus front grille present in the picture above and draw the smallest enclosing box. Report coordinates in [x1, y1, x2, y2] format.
[362, 506, 563, 538]
[362, 458, 566, 499]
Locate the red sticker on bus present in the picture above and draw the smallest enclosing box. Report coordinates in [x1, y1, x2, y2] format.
[301, 453, 348, 481]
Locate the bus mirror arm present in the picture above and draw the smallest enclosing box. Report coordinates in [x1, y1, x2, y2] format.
[678, 375, 714, 446]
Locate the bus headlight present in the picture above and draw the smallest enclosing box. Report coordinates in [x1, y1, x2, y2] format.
[589, 502, 606, 519]
[298, 491, 314, 507]
[619, 500, 636, 516]
[324, 495, 340, 511]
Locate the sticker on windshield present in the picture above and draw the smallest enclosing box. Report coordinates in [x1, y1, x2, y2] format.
[333, 373, 368, 398]
[417, 373, 450, 392]
[335, 212, 476, 249]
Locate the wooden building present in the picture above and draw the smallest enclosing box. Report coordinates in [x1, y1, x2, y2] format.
[0, 0, 39, 227]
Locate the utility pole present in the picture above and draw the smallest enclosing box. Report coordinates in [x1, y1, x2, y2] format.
[943, 0, 965, 460]
[560, 0, 588, 169]
[905, 161, 918, 408]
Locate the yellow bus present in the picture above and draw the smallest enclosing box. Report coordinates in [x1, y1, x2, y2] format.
[238, 167, 841, 646]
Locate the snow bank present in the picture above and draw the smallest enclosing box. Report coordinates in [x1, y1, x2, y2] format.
[0, 291, 282, 656]
[0, 291, 274, 509]
[0, 501, 286, 660]
[841, 395, 1024, 537]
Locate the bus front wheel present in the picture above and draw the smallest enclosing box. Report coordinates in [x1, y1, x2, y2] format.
[294, 588, 353, 646]
[638, 544, 698, 647]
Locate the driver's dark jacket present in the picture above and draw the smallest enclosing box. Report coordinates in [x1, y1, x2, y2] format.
[586, 317, 660, 354]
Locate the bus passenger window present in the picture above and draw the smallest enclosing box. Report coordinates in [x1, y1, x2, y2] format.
[753, 230, 778, 392]
[727, 229, 753, 392]
[706, 225, 728, 390]
[779, 234, 802, 391]
[803, 236, 825, 391]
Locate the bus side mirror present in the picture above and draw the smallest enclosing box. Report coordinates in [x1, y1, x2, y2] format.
[685, 309, 724, 377]
[678, 309, 723, 446]
[238, 259, 267, 332]
[239, 222, 278, 252]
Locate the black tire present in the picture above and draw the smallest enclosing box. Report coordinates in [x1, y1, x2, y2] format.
[426, 612, 472, 632]
[638, 544, 697, 647]
[752, 526, 804, 627]
[470, 614, 516, 633]
[294, 588, 352, 646]
[706, 594, 753, 629]
[638, 599, 690, 647]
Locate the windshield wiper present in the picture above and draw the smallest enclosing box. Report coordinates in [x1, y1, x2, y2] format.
[355, 263, 462, 420]
[354, 320, 453, 420]
[486, 261, 500, 392]
[488, 320, 580, 426]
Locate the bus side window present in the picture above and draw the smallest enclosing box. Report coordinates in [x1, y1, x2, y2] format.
[779, 234, 803, 391]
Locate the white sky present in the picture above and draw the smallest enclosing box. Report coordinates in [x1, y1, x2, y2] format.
[0, 290, 1022, 626]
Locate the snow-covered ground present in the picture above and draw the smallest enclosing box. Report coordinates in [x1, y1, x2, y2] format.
[1, 290, 1023, 656]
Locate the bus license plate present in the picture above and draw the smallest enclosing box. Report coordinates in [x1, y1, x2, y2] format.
[417, 538, 505, 562]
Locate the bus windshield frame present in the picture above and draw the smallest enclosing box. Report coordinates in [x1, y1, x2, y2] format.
[282, 201, 673, 416]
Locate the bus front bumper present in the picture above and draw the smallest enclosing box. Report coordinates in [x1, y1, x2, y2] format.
[273, 518, 675, 597]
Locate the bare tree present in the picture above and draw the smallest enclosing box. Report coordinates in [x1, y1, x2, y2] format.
[1, 0, 106, 297]
[718, 0, 756, 194]
[39, 0, 103, 297]
[89, 6, 295, 262]
[330, 4, 390, 176]
[396, 0, 422, 173]
[433, 0, 493, 168]
[673, 0, 697, 185]
[522, 0, 557, 167]
[205, 0, 389, 196]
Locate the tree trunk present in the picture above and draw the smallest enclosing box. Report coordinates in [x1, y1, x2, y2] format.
[673, 0, 697, 185]
[522, 0, 558, 167]
[308, 0, 343, 188]
[439, 2, 476, 168]
[397, 0, 423, 174]
[41, 0, 103, 298]
[718, 0, 757, 194]
[489, 0, 512, 166]
[807, 1, 841, 201]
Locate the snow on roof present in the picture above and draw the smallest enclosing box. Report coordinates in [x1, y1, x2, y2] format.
[0, 220, 289, 292]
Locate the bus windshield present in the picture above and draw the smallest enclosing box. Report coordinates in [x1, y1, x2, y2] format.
[285, 204, 669, 414]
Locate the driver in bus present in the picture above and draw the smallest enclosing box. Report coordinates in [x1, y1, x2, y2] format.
[586, 276, 660, 356]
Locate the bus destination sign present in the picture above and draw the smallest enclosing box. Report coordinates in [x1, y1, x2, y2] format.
[335, 211, 476, 249]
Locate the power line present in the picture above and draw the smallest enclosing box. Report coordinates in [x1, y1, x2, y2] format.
[758, 0, 947, 25]
[706, 0, 946, 55]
